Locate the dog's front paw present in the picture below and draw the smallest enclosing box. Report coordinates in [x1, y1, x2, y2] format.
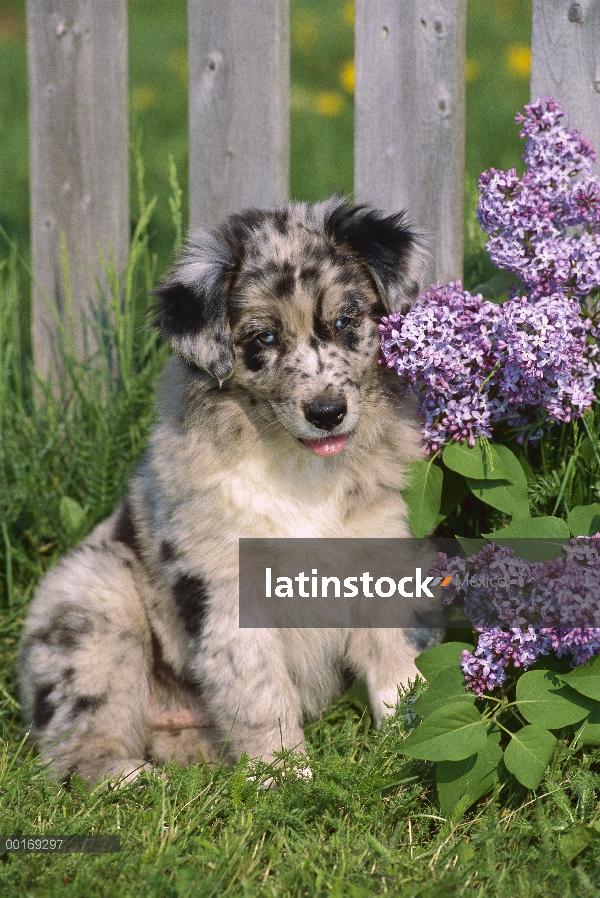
[100, 759, 159, 788]
[370, 688, 400, 729]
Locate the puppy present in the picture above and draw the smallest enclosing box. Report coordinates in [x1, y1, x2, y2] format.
[19, 198, 427, 783]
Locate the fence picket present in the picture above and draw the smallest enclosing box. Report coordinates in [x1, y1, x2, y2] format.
[531, 0, 600, 159]
[354, 0, 467, 288]
[28, 0, 129, 379]
[187, 0, 290, 231]
[28, 1, 600, 375]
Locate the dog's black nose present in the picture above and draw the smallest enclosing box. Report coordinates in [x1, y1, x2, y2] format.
[304, 399, 347, 431]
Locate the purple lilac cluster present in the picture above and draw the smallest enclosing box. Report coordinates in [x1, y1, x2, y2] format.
[432, 538, 600, 696]
[379, 284, 596, 452]
[379, 97, 600, 452]
[478, 96, 600, 300]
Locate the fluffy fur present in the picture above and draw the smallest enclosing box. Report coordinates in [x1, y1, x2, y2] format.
[19, 198, 429, 783]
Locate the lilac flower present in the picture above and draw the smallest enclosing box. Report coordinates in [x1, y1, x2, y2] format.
[478, 96, 600, 300]
[379, 97, 600, 451]
[432, 538, 600, 696]
[379, 285, 598, 452]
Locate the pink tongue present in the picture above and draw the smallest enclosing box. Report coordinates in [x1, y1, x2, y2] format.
[302, 434, 349, 456]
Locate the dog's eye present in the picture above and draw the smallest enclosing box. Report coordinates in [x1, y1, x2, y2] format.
[254, 331, 277, 346]
[335, 317, 353, 331]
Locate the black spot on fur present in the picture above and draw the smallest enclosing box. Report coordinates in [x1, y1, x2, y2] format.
[28, 606, 95, 651]
[334, 267, 360, 287]
[243, 341, 268, 372]
[71, 694, 108, 718]
[269, 207, 290, 235]
[172, 574, 210, 638]
[150, 631, 198, 694]
[113, 500, 143, 562]
[160, 541, 176, 563]
[299, 265, 321, 286]
[272, 265, 296, 297]
[336, 327, 360, 352]
[324, 201, 415, 295]
[150, 630, 178, 686]
[312, 293, 330, 344]
[33, 684, 55, 729]
[341, 665, 357, 692]
[63, 667, 75, 683]
[153, 281, 215, 340]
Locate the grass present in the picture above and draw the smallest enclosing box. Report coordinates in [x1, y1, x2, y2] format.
[2, 191, 600, 898]
[5, 0, 599, 894]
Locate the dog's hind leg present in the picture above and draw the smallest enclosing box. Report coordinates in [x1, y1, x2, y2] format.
[19, 543, 156, 784]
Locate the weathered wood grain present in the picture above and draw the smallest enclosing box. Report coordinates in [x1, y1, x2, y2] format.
[355, 0, 467, 287]
[531, 0, 600, 159]
[188, 0, 290, 230]
[28, 0, 129, 379]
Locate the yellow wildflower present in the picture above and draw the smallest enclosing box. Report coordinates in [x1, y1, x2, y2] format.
[132, 86, 158, 112]
[169, 48, 188, 84]
[507, 44, 531, 78]
[466, 58, 481, 83]
[293, 11, 318, 53]
[340, 59, 354, 94]
[315, 91, 344, 117]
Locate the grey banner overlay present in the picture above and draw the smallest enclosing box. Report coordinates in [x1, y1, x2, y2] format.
[238, 538, 600, 629]
[0, 836, 120, 853]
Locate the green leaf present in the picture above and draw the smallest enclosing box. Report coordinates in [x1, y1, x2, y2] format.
[456, 537, 487, 557]
[467, 443, 528, 509]
[446, 442, 531, 520]
[516, 670, 596, 728]
[559, 824, 600, 863]
[472, 270, 516, 302]
[436, 727, 502, 816]
[503, 725, 558, 790]
[412, 666, 474, 718]
[483, 516, 570, 540]
[465, 477, 530, 519]
[59, 496, 86, 534]
[576, 706, 600, 746]
[443, 439, 511, 480]
[399, 702, 487, 762]
[530, 654, 572, 675]
[456, 841, 477, 864]
[578, 437, 594, 468]
[567, 504, 600, 538]
[559, 655, 600, 701]
[414, 642, 474, 683]
[436, 471, 470, 525]
[402, 460, 443, 539]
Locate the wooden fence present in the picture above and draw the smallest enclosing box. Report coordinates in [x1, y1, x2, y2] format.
[27, 0, 600, 378]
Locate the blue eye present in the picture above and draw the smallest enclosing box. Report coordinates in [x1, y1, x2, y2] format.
[255, 331, 276, 346]
[335, 317, 352, 331]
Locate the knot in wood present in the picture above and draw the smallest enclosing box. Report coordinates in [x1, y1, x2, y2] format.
[568, 3, 583, 23]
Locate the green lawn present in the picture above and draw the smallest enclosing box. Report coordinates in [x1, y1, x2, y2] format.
[5, 1, 598, 896]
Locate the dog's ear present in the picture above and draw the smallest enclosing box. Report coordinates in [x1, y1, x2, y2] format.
[323, 200, 422, 313]
[153, 224, 248, 384]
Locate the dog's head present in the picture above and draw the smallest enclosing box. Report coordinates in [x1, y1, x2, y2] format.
[154, 198, 420, 455]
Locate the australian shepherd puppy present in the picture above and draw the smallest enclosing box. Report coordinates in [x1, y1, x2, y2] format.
[19, 198, 428, 783]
